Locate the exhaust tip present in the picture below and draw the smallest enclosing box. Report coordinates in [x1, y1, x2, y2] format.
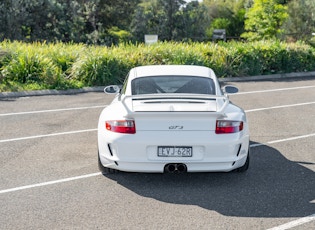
[177, 163, 187, 173]
[164, 163, 187, 173]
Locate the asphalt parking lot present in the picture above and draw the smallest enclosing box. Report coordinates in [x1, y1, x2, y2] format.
[0, 76, 314, 230]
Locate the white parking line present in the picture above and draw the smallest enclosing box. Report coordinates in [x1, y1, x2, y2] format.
[0, 129, 97, 143]
[235, 85, 315, 95]
[266, 214, 315, 230]
[250, 133, 315, 148]
[0, 100, 313, 143]
[0, 133, 314, 229]
[0, 172, 102, 194]
[0, 85, 314, 117]
[0, 105, 106, 116]
[0, 132, 314, 195]
[1, 101, 314, 144]
[245, 101, 315, 113]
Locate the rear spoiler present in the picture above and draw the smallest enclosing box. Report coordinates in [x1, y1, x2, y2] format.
[119, 94, 230, 115]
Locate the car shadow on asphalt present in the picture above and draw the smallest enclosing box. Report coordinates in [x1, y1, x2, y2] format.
[102, 142, 315, 218]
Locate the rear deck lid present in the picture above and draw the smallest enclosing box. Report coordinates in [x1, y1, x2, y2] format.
[121, 94, 228, 131]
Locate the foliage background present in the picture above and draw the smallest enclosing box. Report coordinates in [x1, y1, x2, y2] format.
[1, 0, 315, 44]
[1, 0, 315, 92]
[1, 40, 314, 92]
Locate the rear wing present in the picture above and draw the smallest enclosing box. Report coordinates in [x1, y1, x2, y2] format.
[119, 94, 230, 115]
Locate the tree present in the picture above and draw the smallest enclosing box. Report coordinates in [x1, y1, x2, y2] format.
[96, 0, 140, 31]
[78, 0, 139, 45]
[0, 0, 27, 40]
[0, 0, 140, 45]
[156, 0, 186, 40]
[282, 0, 315, 41]
[203, 0, 246, 39]
[130, 0, 208, 42]
[241, 0, 288, 41]
[179, 1, 209, 41]
[25, 0, 86, 43]
[130, 0, 162, 42]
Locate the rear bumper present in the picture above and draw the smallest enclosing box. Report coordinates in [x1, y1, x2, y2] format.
[98, 158, 248, 173]
[98, 130, 250, 173]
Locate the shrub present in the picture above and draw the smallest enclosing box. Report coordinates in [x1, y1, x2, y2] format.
[0, 40, 314, 92]
[70, 46, 131, 86]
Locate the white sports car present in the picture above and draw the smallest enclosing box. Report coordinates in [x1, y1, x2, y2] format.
[98, 65, 250, 173]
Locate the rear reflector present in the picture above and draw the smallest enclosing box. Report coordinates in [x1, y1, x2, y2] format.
[215, 120, 243, 134]
[105, 120, 136, 134]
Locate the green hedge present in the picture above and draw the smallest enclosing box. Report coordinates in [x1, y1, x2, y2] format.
[1, 40, 315, 92]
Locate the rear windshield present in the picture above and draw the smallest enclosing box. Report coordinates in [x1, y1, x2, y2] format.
[131, 76, 215, 95]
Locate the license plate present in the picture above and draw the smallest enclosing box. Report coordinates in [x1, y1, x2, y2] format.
[158, 146, 192, 157]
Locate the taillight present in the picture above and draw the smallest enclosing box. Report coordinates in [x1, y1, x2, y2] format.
[105, 120, 136, 134]
[215, 120, 243, 134]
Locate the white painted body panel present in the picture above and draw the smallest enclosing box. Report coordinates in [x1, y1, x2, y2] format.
[98, 130, 249, 173]
[97, 65, 250, 173]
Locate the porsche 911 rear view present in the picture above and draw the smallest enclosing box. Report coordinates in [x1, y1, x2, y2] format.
[98, 65, 250, 174]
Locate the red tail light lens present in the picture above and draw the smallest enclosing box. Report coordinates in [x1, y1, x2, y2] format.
[215, 120, 243, 134]
[105, 120, 136, 134]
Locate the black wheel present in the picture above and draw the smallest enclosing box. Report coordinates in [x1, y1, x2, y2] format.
[235, 150, 250, 173]
[98, 151, 117, 175]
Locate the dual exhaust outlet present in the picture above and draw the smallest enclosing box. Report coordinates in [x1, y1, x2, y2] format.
[164, 163, 187, 173]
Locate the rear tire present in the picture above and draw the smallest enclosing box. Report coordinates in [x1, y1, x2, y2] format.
[98, 151, 117, 174]
[235, 150, 250, 172]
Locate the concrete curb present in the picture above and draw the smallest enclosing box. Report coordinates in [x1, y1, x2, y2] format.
[1, 72, 315, 98]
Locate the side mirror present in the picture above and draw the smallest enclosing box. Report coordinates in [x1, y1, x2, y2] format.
[104, 85, 120, 94]
[222, 85, 239, 94]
